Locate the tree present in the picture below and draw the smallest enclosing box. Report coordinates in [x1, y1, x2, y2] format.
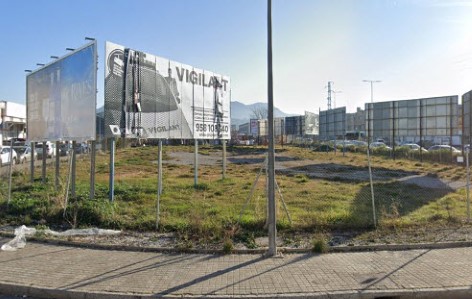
[250, 106, 268, 120]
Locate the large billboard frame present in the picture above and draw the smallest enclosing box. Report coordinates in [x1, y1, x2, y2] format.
[104, 41, 231, 140]
[26, 41, 97, 142]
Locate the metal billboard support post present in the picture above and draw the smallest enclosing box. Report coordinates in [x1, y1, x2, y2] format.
[267, 0, 277, 257]
[71, 141, 77, 198]
[30, 142, 35, 183]
[42, 142, 46, 184]
[109, 138, 115, 202]
[467, 149, 471, 223]
[7, 142, 13, 206]
[156, 139, 163, 229]
[90, 140, 96, 199]
[194, 139, 199, 187]
[55, 141, 60, 191]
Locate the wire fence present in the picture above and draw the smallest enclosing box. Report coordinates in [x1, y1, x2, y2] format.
[1, 142, 471, 247]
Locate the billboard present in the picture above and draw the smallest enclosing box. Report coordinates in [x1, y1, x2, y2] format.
[463, 91, 472, 147]
[250, 119, 258, 136]
[27, 41, 97, 142]
[285, 116, 304, 136]
[305, 111, 318, 135]
[104, 42, 231, 139]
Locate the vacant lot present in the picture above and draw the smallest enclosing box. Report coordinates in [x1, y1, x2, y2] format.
[1, 145, 471, 250]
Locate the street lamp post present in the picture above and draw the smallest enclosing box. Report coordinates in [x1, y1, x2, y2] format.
[363, 80, 381, 103]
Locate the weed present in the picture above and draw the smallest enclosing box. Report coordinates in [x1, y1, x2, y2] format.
[311, 235, 329, 253]
[223, 238, 234, 254]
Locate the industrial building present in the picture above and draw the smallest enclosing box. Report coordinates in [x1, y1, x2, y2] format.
[237, 112, 318, 145]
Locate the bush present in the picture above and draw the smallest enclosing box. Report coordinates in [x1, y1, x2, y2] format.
[311, 236, 329, 253]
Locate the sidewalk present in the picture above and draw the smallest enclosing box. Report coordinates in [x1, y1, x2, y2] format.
[1, 237, 472, 299]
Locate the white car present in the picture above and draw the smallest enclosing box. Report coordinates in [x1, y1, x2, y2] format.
[0, 146, 18, 166]
[428, 145, 461, 153]
[36, 142, 56, 159]
[15, 146, 37, 164]
[369, 142, 392, 150]
[401, 143, 428, 152]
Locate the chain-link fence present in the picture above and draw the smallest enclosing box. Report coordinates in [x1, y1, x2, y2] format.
[269, 142, 472, 245]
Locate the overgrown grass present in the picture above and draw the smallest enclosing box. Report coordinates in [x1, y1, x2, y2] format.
[0, 145, 470, 246]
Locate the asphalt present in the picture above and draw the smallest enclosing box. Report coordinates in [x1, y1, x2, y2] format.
[1, 237, 472, 299]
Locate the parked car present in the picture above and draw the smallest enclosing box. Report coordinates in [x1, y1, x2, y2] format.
[74, 142, 89, 154]
[369, 142, 392, 150]
[36, 142, 56, 159]
[15, 146, 37, 164]
[313, 144, 334, 152]
[350, 140, 368, 147]
[428, 145, 461, 153]
[401, 143, 428, 152]
[0, 146, 18, 166]
[59, 143, 71, 156]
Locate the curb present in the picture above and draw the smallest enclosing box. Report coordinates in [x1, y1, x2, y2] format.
[2, 281, 472, 299]
[2, 231, 472, 255]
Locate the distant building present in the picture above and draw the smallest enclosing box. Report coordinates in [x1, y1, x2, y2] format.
[346, 107, 366, 137]
[0, 100, 26, 146]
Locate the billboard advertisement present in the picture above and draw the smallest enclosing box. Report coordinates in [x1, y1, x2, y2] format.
[27, 41, 97, 142]
[305, 111, 318, 135]
[104, 41, 231, 139]
[250, 119, 258, 136]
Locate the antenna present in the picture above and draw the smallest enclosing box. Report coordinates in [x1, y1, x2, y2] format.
[326, 81, 341, 110]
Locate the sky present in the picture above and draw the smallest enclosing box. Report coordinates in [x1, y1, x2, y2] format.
[0, 0, 471, 115]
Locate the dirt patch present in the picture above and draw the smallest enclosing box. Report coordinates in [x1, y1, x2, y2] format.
[166, 150, 465, 190]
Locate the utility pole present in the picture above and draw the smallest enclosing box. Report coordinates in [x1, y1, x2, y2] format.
[267, 0, 277, 257]
[363, 80, 381, 103]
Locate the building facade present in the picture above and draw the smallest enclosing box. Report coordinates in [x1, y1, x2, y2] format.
[0, 101, 26, 146]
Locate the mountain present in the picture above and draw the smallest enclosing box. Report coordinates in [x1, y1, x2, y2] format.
[231, 101, 297, 127]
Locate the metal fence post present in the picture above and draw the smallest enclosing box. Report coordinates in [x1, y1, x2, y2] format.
[367, 146, 377, 228]
[467, 148, 470, 223]
[7, 142, 13, 206]
[109, 138, 115, 202]
[194, 139, 199, 187]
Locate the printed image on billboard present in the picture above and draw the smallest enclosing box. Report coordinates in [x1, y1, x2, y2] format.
[27, 41, 97, 142]
[305, 111, 319, 135]
[104, 41, 231, 140]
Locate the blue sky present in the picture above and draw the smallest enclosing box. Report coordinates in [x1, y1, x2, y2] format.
[1, 0, 471, 114]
